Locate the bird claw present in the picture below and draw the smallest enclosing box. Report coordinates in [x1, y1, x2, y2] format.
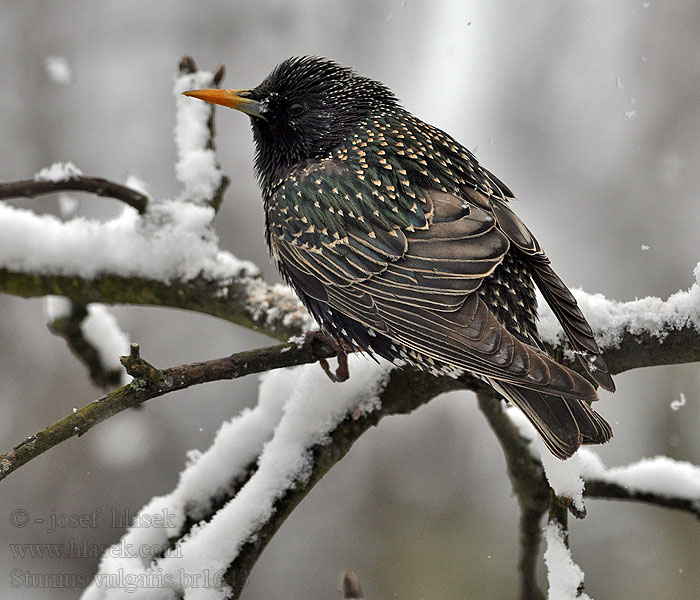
[306, 331, 351, 382]
[318, 351, 349, 382]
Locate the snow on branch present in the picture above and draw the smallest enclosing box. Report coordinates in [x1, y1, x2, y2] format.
[173, 68, 223, 204]
[0, 173, 150, 213]
[544, 521, 591, 600]
[0, 57, 243, 284]
[173, 56, 229, 210]
[81, 357, 393, 600]
[538, 262, 700, 365]
[582, 452, 700, 501]
[74, 364, 474, 598]
[504, 404, 700, 519]
[34, 161, 83, 181]
[505, 405, 590, 516]
[0, 199, 257, 280]
[79, 305, 131, 380]
[45, 298, 132, 388]
[583, 453, 700, 518]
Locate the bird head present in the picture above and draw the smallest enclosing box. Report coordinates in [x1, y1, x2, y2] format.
[184, 56, 398, 192]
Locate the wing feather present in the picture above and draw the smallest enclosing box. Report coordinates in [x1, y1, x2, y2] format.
[489, 196, 615, 391]
[267, 162, 610, 409]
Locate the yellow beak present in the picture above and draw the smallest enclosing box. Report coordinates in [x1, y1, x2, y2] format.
[182, 88, 264, 118]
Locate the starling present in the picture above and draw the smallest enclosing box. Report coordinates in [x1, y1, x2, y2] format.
[184, 56, 615, 459]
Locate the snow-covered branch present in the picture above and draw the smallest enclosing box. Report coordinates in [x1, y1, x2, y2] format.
[544, 521, 591, 600]
[505, 406, 700, 518]
[0, 170, 150, 213]
[80, 359, 470, 600]
[45, 298, 131, 388]
[537, 264, 700, 375]
[583, 454, 700, 519]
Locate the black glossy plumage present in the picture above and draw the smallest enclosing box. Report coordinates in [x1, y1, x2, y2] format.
[198, 56, 616, 459]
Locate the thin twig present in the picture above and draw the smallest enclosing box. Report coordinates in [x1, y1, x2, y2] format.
[342, 570, 364, 599]
[0, 176, 149, 213]
[584, 479, 700, 519]
[178, 55, 230, 211]
[0, 338, 339, 482]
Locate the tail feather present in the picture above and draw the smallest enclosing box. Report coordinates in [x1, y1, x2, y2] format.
[530, 260, 616, 393]
[489, 379, 613, 460]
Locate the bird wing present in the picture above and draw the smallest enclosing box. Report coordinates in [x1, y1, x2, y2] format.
[267, 162, 599, 401]
[476, 189, 615, 392]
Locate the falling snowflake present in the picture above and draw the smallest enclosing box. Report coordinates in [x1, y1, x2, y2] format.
[44, 55, 73, 84]
[670, 393, 687, 411]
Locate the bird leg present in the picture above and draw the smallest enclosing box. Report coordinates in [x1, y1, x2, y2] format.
[306, 330, 351, 382]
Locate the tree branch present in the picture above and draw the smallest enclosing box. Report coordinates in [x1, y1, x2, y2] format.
[591, 325, 700, 375]
[0, 270, 309, 343]
[0, 337, 339, 482]
[2, 264, 698, 512]
[0, 176, 149, 214]
[477, 392, 549, 600]
[584, 479, 700, 519]
[3, 266, 699, 377]
[47, 301, 124, 388]
[178, 55, 230, 211]
[223, 368, 476, 597]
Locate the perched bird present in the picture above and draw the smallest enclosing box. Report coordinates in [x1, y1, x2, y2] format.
[184, 56, 615, 459]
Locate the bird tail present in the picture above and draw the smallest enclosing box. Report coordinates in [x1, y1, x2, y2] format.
[488, 379, 613, 460]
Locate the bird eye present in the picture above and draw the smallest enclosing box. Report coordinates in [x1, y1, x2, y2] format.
[288, 102, 307, 117]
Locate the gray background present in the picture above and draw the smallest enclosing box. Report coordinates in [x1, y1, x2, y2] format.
[1, 1, 698, 598]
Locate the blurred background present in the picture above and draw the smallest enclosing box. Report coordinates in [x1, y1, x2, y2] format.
[1, 1, 699, 598]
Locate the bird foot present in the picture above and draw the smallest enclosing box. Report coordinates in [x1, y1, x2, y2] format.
[306, 331, 351, 382]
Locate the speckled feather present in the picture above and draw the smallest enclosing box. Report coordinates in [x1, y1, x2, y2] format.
[230, 56, 614, 459]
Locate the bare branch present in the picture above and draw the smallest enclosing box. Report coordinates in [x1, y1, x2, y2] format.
[0, 336, 339, 482]
[0, 176, 149, 213]
[584, 479, 700, 519]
